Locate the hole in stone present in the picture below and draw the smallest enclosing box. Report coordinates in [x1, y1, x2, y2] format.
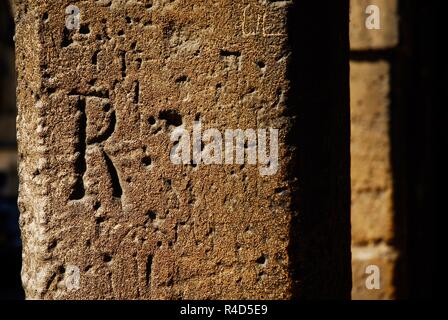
[255, 255, 267, 266]
[95, 216, 106, 224]
[136, 58, 142, 70]
[159, 110, 182, 127]
[103, 254, 113, 263]
[131, 41, 137, 50]
[163, 179, 172, 188]
[48, 239, 57, 250]
[93, 201, 101, 210]
[92, 50, 100, 65]
[256, 61, 266, 69]
[147, 210, 156, 220]
[69, 97, 86, 200]
[46, 87, 56, 95]
[156, 241, 162, 247]
[118, 30, 124, 36]
[103, 103, 111, 112]
[142, 156, 152, 167]
[42, 12, 49, 21]
[148, 116, 156, 126]
[175, 75, 189, 83]
[220, 49, 241, 58]
[79, 24, 90, 35]
[125, 16, 132, 24]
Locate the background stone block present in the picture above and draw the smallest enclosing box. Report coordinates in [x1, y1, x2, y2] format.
[350, 61, 394, 244]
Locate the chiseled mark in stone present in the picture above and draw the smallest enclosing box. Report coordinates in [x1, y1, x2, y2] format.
[102, 150, 123, 199]
[120, 50, 127, 78]
[69, 93, 122, 201]
[70, 96, 87, 200]
[145, 254, 153, 287]
[87, 104, 116, 145]
[133, 81, 140, 104]
[242, 3, 289, 38]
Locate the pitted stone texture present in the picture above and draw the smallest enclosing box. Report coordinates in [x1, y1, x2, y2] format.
[350, 0, 399, 50]
[350, 61, 394, 244]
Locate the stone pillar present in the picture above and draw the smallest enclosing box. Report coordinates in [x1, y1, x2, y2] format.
[349, 0, 401, 299]
[15, 0, 350, 299]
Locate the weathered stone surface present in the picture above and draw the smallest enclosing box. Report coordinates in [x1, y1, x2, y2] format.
[350, 0, 399, 50]
[15, 0, 351, 299]
[351, 244, 397, 300]
[350, 61, 394, 244]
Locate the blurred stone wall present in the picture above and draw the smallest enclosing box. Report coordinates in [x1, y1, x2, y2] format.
[349, 0, 401, 299]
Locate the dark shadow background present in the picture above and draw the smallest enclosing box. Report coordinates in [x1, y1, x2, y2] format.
[0, 0, 24, 300]
[393, 0, 439, 299]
